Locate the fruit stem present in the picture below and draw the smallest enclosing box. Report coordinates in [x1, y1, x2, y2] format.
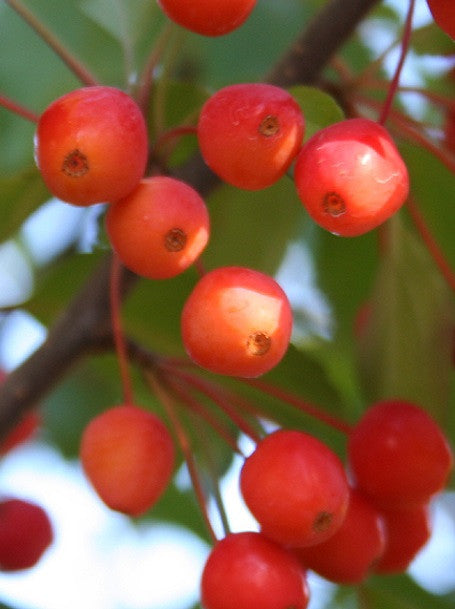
[5, 0, 99, 87]
[110, 254, 134, 405]
[378, 0, 415, 126]
[136, 21, 176, 114]
[406, 196, 455, 292]
[150, 125, 198, 159]
[0, 93, 39, 123]
[354, 93, 455, 174]
[242, 378, 353, 435]
[147, 370, 219, 544]
[159, 371, 244, 456]
[162, 365, 263, 445]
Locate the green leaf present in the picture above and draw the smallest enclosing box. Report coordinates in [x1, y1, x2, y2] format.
[78, 0, 158, 49]
[288, 85, 345, 140]
[356, 215, 455, 425]
[0, 167, 49, 242]
[364, 574, 455, 609]
[411, 23, 455, 56]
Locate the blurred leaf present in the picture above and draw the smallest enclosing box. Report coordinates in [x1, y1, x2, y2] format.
[411, 23, 455, 56]
[0, 167, 49, 242]
[364, 574, 455, 609]
[356, 215, 455, 424]
[204, 175, 301, 275]
[26, 250, 104, 325]
[288, 85, 345, 140]
[79, 0, 156, 47]
[42, 355, 121, 457]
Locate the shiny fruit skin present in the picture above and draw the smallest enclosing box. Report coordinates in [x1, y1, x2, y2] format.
[294, 488, 386, 584]
[157, 0, 257, 36]
[0, 499, 53, 571]
[240, 429, 350, 547]
[35, 86, 148, 206]
[106, 176, 210, 279]
[198, 83, 304, 190]
[80, 404, 175, 516]
[374, 503, 432, 574]
[201, 532, 310, 609]
[294, 118, 409, 236]
[348, 400, 453, 509]
[181, 266, 293, 378]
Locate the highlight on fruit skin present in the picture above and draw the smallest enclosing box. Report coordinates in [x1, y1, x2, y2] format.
[34, 86, 148, 206]
[80, 404, 175, 516]
[198, 83, 305, 190]
[181, 266, 293, 378]
[240, 429, 350, 547]
[106, 176, 210, 279]
[157, 0, 257, 37]
[294, 117, 409, 236]
[200, 531, 310, 609]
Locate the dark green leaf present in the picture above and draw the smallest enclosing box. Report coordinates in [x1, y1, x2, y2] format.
[288, 85, 345, 140]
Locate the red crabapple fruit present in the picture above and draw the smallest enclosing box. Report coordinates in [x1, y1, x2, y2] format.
[157, 0, 257, 37]
[181, 266, 293, 377]
[426, 0, 455, 40]
[348, 399, 453, 509]
[240, 429, 349, 547]
[201, 531, 310, 609]
[106, 176, 210, 279]
[35, 86, 148, 206]
[80, 404, 175, 516]
[198, 83, 304, 190]
[0, 498, 53, 571]
[294, 488, 385, 584]
[294, 118, 409, 236]
[374, 503, 432, 574]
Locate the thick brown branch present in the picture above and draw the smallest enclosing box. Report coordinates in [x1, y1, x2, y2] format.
[267, 0, 381, 88]
[0, 256, 136, 438]
[0, 0, 380, 438]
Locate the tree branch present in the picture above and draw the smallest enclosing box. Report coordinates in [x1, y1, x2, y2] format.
[0, 0, 380, 438]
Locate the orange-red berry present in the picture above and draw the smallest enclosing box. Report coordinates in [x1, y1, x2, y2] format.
[198, 83, 304, 190]
[106, 176, 209, 279]
[294, 118, 409, 236]
[201, 532, 310, 609]
[157, 0, 257, 36]
[240, 429, 350, 547]
[181, 266, 293, 377]
[35, 86, 148, 206]
[80, 404, 175, 516]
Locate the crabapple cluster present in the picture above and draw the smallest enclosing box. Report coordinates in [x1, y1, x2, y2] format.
[199, 399, 453, 608]
[15, 2, 451, 605]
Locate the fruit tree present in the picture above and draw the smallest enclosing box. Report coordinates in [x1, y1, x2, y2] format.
[0, 1, 454, 608]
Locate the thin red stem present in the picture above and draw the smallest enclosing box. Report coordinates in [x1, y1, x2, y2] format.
[378, 0, 415, 126]
[160, 364, 262, 444]
[5, 0, 99, 87]
[242, 378, 353, 435]
[354, 93, 455, 174]
[0, 94, 39, 123]
[110, 254, 134, 405]
[406, 196, 455, 292]
[148, 371, 219, 544]
[160, 372, 244, 456]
